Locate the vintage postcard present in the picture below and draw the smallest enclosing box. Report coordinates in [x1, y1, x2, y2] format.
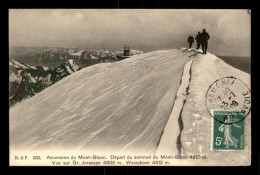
[9, 9, 251, 166]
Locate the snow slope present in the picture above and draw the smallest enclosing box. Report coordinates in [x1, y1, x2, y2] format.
[157, 52, 251, 166]
[9, 49, 250, 166]
[10, 49, 192, 154]
[179, 53, 251, 166]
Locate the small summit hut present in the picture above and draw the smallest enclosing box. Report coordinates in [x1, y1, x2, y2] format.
[117, 45, 131, 61]
[124, 45, 130, 56]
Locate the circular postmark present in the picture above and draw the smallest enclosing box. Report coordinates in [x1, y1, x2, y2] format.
[206, 76, 251, 124]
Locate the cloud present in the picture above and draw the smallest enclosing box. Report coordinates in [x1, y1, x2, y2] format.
[9, 9, 251, 56]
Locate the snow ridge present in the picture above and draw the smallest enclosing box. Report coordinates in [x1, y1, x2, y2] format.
[176, 59, 193, 155]
[156, 58, 194, 155]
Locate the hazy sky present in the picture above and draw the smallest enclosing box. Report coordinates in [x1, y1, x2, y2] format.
[9, 9, 251, 57]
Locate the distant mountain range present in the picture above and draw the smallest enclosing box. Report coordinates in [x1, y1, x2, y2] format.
[9, 47, 144, 68]
[9, 59, 81, 107]
[9, 47, 144, 106]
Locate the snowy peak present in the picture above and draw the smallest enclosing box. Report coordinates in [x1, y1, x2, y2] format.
[9, 49, 192, 153]
[130, 49, 144, 55]
[10, 59, 30, 69]
[65, 59, 81, 74]
[157, 50, 250, 165]
[9, 49, 250, 166]
[9, 59, 81, 107]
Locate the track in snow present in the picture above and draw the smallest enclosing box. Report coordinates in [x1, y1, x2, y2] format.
[156, 58, 194, 155]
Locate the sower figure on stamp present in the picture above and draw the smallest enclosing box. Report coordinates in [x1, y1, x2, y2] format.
[200, 29, 210, 54]
[187, 35, 194, 49]
[219, 114, 241, 148]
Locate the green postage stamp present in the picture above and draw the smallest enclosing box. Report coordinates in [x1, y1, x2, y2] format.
[212, 111, 245, 151]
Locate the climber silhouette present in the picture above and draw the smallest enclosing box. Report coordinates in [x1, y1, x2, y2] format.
[187, 36, 194, 49]
[200, 29, 210, 54]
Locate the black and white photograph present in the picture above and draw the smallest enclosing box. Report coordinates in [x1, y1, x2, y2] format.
[9, 9, 251, 166]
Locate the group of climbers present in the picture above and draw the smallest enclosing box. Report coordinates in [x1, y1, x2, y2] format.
[187, 29, 210, 54]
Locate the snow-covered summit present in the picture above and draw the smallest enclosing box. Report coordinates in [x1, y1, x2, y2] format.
[10, 49, 189, 153]
[157, 51, 250, 165]
[10, 49, 250, 166]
